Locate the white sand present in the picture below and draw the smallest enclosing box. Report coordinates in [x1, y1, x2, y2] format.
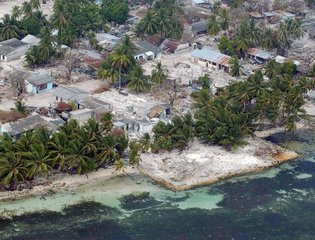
[140, 137, 299, 191]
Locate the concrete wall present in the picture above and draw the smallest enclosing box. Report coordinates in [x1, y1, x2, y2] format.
[26, 82, 54, 94]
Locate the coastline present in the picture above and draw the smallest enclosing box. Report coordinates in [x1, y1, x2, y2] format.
[0, 167, 138, 202]
[0, 128, 304, 201]
[139, 137, 299, 191]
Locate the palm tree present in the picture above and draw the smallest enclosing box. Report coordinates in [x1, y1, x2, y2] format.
[11, 6, 22, 20]
[38, 26, 54, 62]
[262, 28, 274, 50]
[120, 35, 137, 55]
[0, 152, 28, 190]
[0, 14, 19, 40]
[15, 98, 27, 113]
[96, 135, 118, 166]
[127, 66, 150, 93]
[24, 143, 52, 178]
[138, 10, 158, 35]
[30, 0, 41, 10]
[265, 59, 280, 79]
[52, 0, 69, 46]
[22, 1, 33, 18]
[49, 132, 70, 171]
[229, 56, 241, 77]
[111, 46, 133, 90]
[140, 133, 151, 153]
[151, 62, 168, 86]
[97, 57, 119, 83]
[219, 8, 230, 31]
[208, 14, 220, 36]
[156, 9, 172, 38]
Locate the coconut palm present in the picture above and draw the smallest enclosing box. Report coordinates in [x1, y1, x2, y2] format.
[30, 0, 41, 10]
[11, 6, 22, 20]
[111, 46, 134, 89]
[97, 56, 119, 83]
[151, 62, 168, 86]
[138, 10, 158, 35]
[156, 9, 172, 38]
[38, 26, 54, 61]
[24, 143, 53, 178]
[96, 135, 118, 166]
[208, 14, 220, 36]
[0, 14, 19, 40]
[0, 152, 28, 190]
[22, 1, 33, 18]
[219, 8, 230, 31]
[229, 56, 242, 77]
[139, 133, 151, 153]
[127, 66, 150, 93]
[52, 0, 69, 46]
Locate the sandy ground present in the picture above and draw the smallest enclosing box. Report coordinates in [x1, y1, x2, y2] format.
[0, 166, 138, 202]
[140, 137, 299, 191]
[0, 0, 54, 19]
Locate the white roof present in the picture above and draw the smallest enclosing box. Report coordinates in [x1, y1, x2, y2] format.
[145, 51, 154, 56]
[192, 0, 207, 4]
[275, 55, 300, 66]
[21, 34, 40, 45]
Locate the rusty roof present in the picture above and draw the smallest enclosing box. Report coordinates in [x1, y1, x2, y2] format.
[147, 105, 165, 119]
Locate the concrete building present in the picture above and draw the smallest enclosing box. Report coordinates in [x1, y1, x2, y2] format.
[134, 40, 162, 61]
[62, 108, 94, 124]
[191, 48, 231, 72]
[53, 86, 89, 108]
[0, 38, 29, 62]
[1, 114, 59, 137]
[25, 73, 54, 94]
[191, 21, 208, 37]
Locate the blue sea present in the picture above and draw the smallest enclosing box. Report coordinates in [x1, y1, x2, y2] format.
[1, 129, 315, 239]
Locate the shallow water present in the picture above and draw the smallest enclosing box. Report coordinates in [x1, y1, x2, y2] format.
[1, 129, 315, 240]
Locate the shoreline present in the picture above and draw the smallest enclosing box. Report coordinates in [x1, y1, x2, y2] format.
[0, 127, 306, 202]
[139, 136, 299, 191]
[0, 167, 138, 202]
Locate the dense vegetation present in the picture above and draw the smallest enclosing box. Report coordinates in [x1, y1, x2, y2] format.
[0, 114, 141, 191]
[211, 6, 304, 56]
[134, 0, 184, 40]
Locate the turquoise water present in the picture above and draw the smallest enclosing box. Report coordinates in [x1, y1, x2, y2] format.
[1, 129, 315, 239]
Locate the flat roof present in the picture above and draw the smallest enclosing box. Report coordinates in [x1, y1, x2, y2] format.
[53, 86, 89, 102]
[192, 0, 207, 4]
[275, 55, 300, 65]
[191, 48, 231, 66]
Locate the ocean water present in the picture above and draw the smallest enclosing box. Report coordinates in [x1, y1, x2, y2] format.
[1, 129, 315, 240]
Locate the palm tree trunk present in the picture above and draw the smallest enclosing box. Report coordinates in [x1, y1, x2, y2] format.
[119, 65, 122, 90]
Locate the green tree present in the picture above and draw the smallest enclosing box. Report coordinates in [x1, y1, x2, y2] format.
[127, 66, 150, 93]
[229, 56, 241, 77]
[208, 14, 220, 36]
[151, 62, 168, 86]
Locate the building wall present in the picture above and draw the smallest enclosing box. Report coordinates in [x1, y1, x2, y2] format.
[70, 112, 93, 124]
[26, 82, 53, 94]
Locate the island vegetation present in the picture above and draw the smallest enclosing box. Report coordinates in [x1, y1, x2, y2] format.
[1, 0, 315, 193]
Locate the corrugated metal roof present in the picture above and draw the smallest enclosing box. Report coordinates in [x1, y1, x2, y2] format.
[192, 21, 208, 33]
[191, 48, 231, 66]
[247, 48, 272, 60]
